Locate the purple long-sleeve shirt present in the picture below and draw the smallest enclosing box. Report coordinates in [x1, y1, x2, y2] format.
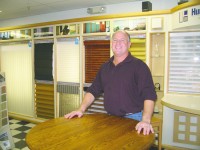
[87, 53, 157, 116]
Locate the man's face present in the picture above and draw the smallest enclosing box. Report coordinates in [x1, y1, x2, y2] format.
[112, 32, 131, 57]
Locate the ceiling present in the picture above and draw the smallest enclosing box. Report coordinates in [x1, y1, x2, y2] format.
[0, 0, 141, 21]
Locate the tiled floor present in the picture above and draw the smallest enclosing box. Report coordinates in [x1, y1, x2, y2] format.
[8, 118, 161, 150]
[9, 118, 36, 150]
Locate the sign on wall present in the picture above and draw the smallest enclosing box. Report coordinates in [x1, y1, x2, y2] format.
[172, 5, 200, 29]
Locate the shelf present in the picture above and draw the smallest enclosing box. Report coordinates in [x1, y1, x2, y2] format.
[56, 34, 80, 38]
[0, 38, 31, 43]
[82, 32, 110, 37]
[33, 36, 54, 40]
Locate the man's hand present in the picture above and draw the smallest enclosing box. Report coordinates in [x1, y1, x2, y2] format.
[65, 93, 95, 119]
[135, 121, 154, 135]
[64, 110, 84, 119]
[136, 100, 154, 135]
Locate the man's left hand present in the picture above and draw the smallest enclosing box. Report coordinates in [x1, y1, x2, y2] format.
[135, 121, 154, 135]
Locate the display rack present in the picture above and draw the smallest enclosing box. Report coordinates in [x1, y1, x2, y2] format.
[0, 72, 15, 150]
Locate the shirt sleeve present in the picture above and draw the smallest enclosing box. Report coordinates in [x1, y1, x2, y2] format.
[87, 65, 104, 98]
[136, 61, 157, 101]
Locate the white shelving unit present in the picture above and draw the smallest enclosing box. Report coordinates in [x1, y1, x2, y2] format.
[0, 15, 163, 119]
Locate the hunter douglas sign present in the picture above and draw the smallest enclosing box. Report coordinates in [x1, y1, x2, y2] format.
[172, 5, 200, 29]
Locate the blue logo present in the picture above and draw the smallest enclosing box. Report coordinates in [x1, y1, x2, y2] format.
[179, 10, 188, 23]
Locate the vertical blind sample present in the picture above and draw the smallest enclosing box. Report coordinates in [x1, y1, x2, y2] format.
[57, 82, 79, 94]
[169, 32, 200, 94]
[0, 43, 34, 116]
[34, 43, 53, 81]
[56, 38, 79, 83]
[84, 40, 110, 83]
[129, 37, 146, 62]
[35, 83, 54, 119]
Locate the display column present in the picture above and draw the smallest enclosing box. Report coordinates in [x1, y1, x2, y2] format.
[0, 72, 15, 149]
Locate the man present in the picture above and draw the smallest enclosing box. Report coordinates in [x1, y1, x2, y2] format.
[65, 30, 157, 135]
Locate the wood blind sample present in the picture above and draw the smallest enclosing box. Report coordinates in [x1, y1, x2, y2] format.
[84, 40, 110, 83]
[34, 43, 53, 81]
[35, 83, 54, 119]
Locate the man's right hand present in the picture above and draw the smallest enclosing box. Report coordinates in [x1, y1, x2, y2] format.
[64, 110, 84, 119]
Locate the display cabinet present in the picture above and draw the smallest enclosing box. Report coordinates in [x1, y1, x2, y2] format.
[0, 29, 31, 40]
[113, 18, 146, 32]
[33, 26, 53, 38]
[56, 23, 80, 36]
[83, 20, 110, 34]
[150, 33, 165, 113]
[0, 13, 167, 120]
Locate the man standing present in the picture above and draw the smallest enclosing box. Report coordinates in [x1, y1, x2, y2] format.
[65, 30, 157, 135]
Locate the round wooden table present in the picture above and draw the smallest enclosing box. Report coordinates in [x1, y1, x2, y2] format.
[26, 114, 155, 150]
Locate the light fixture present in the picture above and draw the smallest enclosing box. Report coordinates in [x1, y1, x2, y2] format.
[87, 6, 106, 14]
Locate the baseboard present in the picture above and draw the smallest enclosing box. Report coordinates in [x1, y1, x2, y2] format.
[8, 112, 47, 124]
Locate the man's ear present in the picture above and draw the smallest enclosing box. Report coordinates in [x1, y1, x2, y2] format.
[128, 42, 132, 48]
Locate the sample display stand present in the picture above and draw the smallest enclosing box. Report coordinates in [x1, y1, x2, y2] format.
[0, 73, 15, 150]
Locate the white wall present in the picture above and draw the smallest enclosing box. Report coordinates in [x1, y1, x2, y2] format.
[0, 0, 177, 28]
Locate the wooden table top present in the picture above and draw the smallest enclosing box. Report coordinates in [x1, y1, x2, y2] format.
[26, 113, 155, 150]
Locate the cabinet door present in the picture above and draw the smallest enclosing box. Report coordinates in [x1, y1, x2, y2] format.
[150, 33, 165, 112]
